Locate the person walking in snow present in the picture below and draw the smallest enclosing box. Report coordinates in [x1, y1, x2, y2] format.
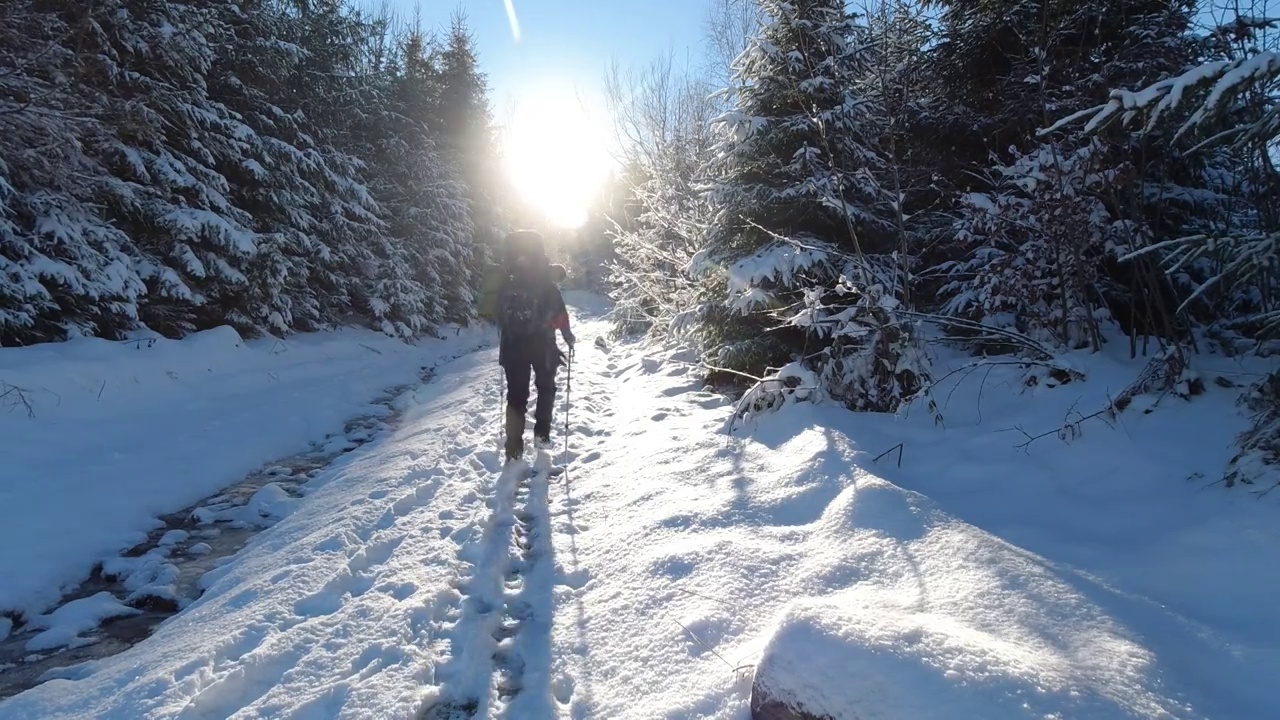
[496, 230, 575, 461]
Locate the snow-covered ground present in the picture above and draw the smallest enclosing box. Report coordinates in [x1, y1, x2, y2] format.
[2, 293, 1277, 719]
[0, 324, 492, 618]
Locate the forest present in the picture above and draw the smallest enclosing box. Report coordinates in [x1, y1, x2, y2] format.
[4, 0, 1279, 482]
[2, 0, 501, 344]
[583, 0, 1280, 486]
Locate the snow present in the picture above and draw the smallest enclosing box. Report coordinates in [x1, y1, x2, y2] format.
[0, 323, 491, 618]
[725, 241, 832, 312]
[1, 294, 1278, 718]
[1045, 51, 1280, 141]
[23, 594, 139, 653]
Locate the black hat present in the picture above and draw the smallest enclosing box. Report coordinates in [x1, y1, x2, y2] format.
[504, 230, 546, 264]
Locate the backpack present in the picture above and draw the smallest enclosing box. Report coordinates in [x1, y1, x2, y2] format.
[498, 265, 550, 339]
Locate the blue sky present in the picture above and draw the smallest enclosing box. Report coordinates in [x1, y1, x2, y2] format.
[383, 1, 714, 226]
[392, 1, 710, 122]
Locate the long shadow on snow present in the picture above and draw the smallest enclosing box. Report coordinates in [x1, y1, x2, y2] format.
[419, 452, 567, 720]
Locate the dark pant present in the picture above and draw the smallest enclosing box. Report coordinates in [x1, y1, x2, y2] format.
[503, 341, 558, 438]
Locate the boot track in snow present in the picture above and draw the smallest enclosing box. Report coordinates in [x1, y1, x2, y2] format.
[420, 453, 560, 719]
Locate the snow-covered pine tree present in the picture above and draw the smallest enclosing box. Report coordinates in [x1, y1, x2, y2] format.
[2, 0, 486, 345]
[273, 0, 392, 330]
[66, 0, 271, 338]
[435, 12, 500, 321]
[931, 0, 1204, 352]
[698, 0, 929, 413]
[924, 0, 1198, 170]
[192, 0, 332, 334]
[1048, 16, 1280, 343]
[360, 22, 476, 336]
[0, 0, 146, 344]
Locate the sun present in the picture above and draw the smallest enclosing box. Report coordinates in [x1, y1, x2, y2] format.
[503, 81, 614, 229]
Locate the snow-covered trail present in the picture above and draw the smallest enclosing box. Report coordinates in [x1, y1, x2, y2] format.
[5, 292, 1278, 720]
[0, 298, 615, 720]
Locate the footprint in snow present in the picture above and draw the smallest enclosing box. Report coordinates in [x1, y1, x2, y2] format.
[552, 675, 576, 704]
[556, 568, 591, 590]
[447, 444, 475, 460]
[312, 536, 345, 553]
[294, 587, 346, 618]
[377, 580, 417, 601]
[390, 484, 436, 516]
[346, 536, 404, 574]
[474, 449, 500, 472]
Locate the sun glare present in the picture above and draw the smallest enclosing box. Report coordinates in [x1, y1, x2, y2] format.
[503, 82, 614, 229]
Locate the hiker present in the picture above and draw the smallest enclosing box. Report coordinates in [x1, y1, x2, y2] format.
[496, 231, 575, 460]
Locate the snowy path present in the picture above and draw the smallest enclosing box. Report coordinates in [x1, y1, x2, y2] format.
[3, 293, 1278, 719]
[0, 300, 614, 719]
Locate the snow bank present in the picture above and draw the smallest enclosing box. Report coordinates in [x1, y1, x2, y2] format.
[0, 342, 513, 718]
[0, 323, 490, 617]
[536, 337, 1279, 720]
[751, 479, 1191, 719]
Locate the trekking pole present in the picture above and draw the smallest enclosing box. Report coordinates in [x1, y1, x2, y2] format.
[563, 349, 572, 465]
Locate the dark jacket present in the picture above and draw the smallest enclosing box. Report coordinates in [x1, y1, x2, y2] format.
[496, 263, 570, 367]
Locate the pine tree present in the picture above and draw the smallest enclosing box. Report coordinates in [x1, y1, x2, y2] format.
[924, 0, 1199, 168]
[0, 0, 146, 344]
[697, 0, 931, 413]
[436, 12, 502, 319]
[930, 0, 1205, 352]
[0, 0, 502, 347]
[359, 22, 476, 335]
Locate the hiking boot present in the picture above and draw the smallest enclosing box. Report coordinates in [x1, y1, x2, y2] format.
[534, 434, 553, 450]
[505, 405, 525, 461]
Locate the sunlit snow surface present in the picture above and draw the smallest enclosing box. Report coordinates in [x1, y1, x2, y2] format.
[1, 292, 1277, 719]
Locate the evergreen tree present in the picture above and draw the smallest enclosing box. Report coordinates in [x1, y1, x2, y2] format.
[364, 23, 476, 334]
[698, 0, 930, 412]
[924, 0, 1199, 168]
[931, 0, 1205, 351]
[0, 0, 145, 344]
[0, 0, 490, 345]
[436, 12, 502, 318]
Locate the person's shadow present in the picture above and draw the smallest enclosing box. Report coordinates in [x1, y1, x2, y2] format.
[499, 452, 558, 716]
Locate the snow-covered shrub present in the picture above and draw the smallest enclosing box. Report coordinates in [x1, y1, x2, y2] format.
[729, 361, 820, 428]
[939, 141, 1128, 352]
[603, 56, 716, 340]
[722, 254, 938, 422]
[1226, 370, 1280, 490]
[1049, 23, 1280, 345]
[1110, 345, 1204, 413]
[796, 270, 935, 415]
